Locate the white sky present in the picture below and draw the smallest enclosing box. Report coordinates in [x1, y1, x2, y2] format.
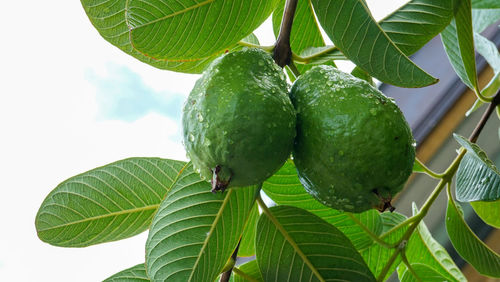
[0, 1, 406, 281]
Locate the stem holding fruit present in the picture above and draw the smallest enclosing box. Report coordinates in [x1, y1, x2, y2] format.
[273, 0, 298, 67]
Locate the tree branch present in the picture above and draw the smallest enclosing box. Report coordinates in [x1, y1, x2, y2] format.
[469, 89, 500, 143]
[273, 0, 298, 67]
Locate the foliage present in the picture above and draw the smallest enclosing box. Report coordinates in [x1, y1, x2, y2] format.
[37, 0, 500, 281]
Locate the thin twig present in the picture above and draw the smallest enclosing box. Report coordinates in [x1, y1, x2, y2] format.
[469, 89, 500, 143]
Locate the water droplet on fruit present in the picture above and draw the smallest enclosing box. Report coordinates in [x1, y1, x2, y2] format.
[197, 113, 204, 122]
[189, 134, 195, 142]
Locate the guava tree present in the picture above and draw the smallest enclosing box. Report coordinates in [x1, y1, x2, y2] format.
[35, 0, 500, 281]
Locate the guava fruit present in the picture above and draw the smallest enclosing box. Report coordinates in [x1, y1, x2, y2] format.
[182, 48, 296, 192]
[290, 65, 415, 213]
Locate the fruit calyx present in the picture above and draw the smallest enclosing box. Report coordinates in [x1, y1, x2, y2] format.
[211, 165, 233, 193]
[372, 189, 395, 212]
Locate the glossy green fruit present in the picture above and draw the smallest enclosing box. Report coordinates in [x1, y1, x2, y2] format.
[290, 65, 415, 212]
[182, 48, 296, 192]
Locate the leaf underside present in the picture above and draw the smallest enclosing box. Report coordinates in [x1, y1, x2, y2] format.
[145, 163, 258, 281]
[311, 0, 437, 88]
[256, 205, 375, 281]
[35, 158, 186, 247]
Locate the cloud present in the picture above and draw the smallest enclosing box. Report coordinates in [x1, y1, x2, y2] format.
[85, 64, 186, 123]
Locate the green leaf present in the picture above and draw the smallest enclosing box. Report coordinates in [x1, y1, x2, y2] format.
[103, 263, 148, 281]
[472, 0, 500, 9]
[239, 204, 260, 257]
[145, 163, 258, 281]
[442, 0, 480, 93]
[475, 33, 500, 73]
[471, 199, 500, 228]
[472, 9, 500, 32]
[231, 260, 263, 282]
[454, 134, 500, 201]
[400, 264, 450, 282]
[361, 212, 408, 281]
[380, 0, 454, 56]
[311, 0, 437, 88]
[256, 205, 375, 281]
[262, 160, 382, 250]
[273, 0, 329, 72]
[297, 46, 346, 64]
[127, 0, 279, 60]
[80, 0, 259, 73]
[446, 197, 500, 277]
[351, 66, 374, 85]
[397, 203, 466, 282]
[35, 158, 186, 247]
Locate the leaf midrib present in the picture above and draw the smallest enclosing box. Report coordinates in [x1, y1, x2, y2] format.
[188, 188, 234, 281]
[265, 208, 326, 282]
[37, 204, 159, 232]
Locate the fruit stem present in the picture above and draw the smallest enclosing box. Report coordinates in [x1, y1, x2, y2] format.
[273, 0, 298, 67]
[345, 213, 393, 249]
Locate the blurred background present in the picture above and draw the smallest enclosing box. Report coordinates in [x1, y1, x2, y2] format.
[0, 0, 498, 281]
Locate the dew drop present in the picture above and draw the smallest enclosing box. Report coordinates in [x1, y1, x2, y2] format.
[189, 134, 195, 142]
[197, 113, 204, 122]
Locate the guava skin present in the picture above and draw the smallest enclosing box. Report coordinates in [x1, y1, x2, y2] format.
[182, 48, 296, 190]
[290, 65, 415, 213]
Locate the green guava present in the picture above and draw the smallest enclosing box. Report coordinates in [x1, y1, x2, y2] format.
[182, 48, 296, 192]
[290, 65, 415, 213]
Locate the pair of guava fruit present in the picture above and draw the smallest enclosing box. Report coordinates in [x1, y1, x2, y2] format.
[182, 48, 415, 213]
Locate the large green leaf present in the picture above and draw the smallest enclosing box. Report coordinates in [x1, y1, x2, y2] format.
[442, 0, 480, 93]
[446, 198, 500, 277]
[361, 212, 408, 281]
[256, 205, 375, 281]
[145, 163, 258, 281]
[126, 0, 279, 60]
[397, 204, 466, 282]
[35, 158, 186, 247]
[262, 160, 382, 250]
[454, 134, 500, 202]
[380, 0, 454, 56]
[231, 260, 263, 282]
[238, 204, 259, 257]
[80, 0, 259, 73]
[471, 199, 500, 228]
[400, 264, 450, 282]
[103, 263, 148, 281]
[310, 0, 437, 88]
[472, 0, 500, 9]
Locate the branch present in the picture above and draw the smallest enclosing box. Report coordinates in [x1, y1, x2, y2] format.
[219, 239, 242, 282]
[469, 89, 500, 143]
[273, 0, 298, 67]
